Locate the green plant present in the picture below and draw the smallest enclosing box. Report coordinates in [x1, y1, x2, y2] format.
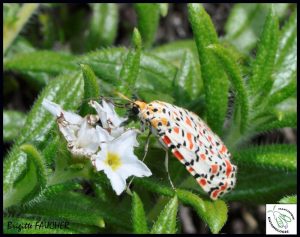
[3, 3, 296, 234]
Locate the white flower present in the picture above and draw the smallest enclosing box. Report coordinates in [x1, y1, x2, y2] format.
[42, 99, 113, 156]
[92, 129, 152, 195]
[89, 100, 127, 137]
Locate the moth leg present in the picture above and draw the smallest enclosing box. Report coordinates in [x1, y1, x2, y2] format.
[142, 130, 151, 161]
[164, 150, 175, 190]
[126, 130, 152, 194]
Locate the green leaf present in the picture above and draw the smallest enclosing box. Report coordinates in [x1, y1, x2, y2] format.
[85, 3, 118, 50]
[77, 48, 177, 98]
[4, 72, 83, 207]
[225, 3, 289, 53]
[132, 192, 148, 234]
[150, 195, 178, 234]
[3, 110, 27, 142]
[268, 72, 296, 106]
[18, 191, 105, 229]
[79, 64, 100, 116]
[272, 9, 297, 94]
[208, 44, 249, 133]
[133, 177, 175, 197]
[176, 189, 227, 234]
[5, 36, 35, 58]
[188, 3, 229, 135]
[118, 28, 142, 96]
[3, 3, 39, 55]
[224, 167, 296, 203]
[134, 3, 160, 48]
[256, 98, 296, 132]
[4, 50, 77, 74]
[278, 195, 297, 204]
[4, 144, 46, 209]
[233, 144, 296, 172]
[249, 6, 279, 102]
[173, 51, 196, 105]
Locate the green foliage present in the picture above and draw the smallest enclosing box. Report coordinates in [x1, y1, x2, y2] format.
[3, 3, 296, 234]
[278, 195, 297, 204]
[79, 64, 100, 115]
[85, 4, 118, 50]
[188, 3, 229, 135]
[150, 195, 178, 234]
[134, 3, 160, 48]
[132, 192, 148, 233]
[4, 110, 27, 142]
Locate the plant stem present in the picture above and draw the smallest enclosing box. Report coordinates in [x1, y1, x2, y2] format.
[3, 3, 39, 55]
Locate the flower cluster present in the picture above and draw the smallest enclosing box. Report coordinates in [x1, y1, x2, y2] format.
[42, 99, 151, 195]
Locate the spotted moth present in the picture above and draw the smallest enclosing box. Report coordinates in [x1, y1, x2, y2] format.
[131, 100, 237, 200]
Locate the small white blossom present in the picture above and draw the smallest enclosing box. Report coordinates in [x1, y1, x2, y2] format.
[92, 129, 151, 195]
[42, 99, 113, 156]
[89, 100, 127, 137]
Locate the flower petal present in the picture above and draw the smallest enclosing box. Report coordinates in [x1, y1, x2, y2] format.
[89, 100, 127, 128]
[42, 99, 83, 124]
[42, 99, 62, 117]
[108, 129, 140, 155]
[118, 160, 152, 180]
[103, 168, 126, 195]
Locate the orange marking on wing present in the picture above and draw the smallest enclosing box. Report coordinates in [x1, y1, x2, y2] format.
[151, 119, 159, 128]
[220, 145, 227, 154]
[208, 136, 212, 142]
[188, 167, 194, 173]
[162, 136, 171, 146]
[225, 159, 233, 177]
[173, 150, 184, 161]
[185, 117, 192, 127]
[173, 127, 180, 134]
[198, 178, 206, 186]
[187, 132, 193, 150]
[161, 118, 168, 126]
[211, 164, 218, 174]
[200, 154, 206, 160]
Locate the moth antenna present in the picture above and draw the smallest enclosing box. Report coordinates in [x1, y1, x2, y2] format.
[115, 92, 134, 103]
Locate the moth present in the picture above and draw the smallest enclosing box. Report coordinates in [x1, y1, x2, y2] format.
[129, 99, 237, 200]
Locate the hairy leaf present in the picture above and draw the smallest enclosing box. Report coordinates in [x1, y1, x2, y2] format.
[118, 28, 142, 96]
[177, 189, 227, 234]
[132, 192, 148, 234]
[188, 3, 229, 135]
[4, 144, 46, 209]
[3, 110, 27, 142]
[85, 3, 118, 50]
[4, 72, 83, 208]
[150, 195, 178, 234]
[272, 9, 297, 94]
[233, 144, 296, 172]
[249, 7, 279, 102]
[19, 191, 105, 228]
[79, 64, 100, 116]
[4, 51, 77, 74]
[134, 4, 160, 48]
[208, 44, 249, 133]
[224, 167, 296, 203]
[225, 3, 289, 53]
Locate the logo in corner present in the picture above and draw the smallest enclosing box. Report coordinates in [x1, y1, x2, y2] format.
[266, 204, 297, 235]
